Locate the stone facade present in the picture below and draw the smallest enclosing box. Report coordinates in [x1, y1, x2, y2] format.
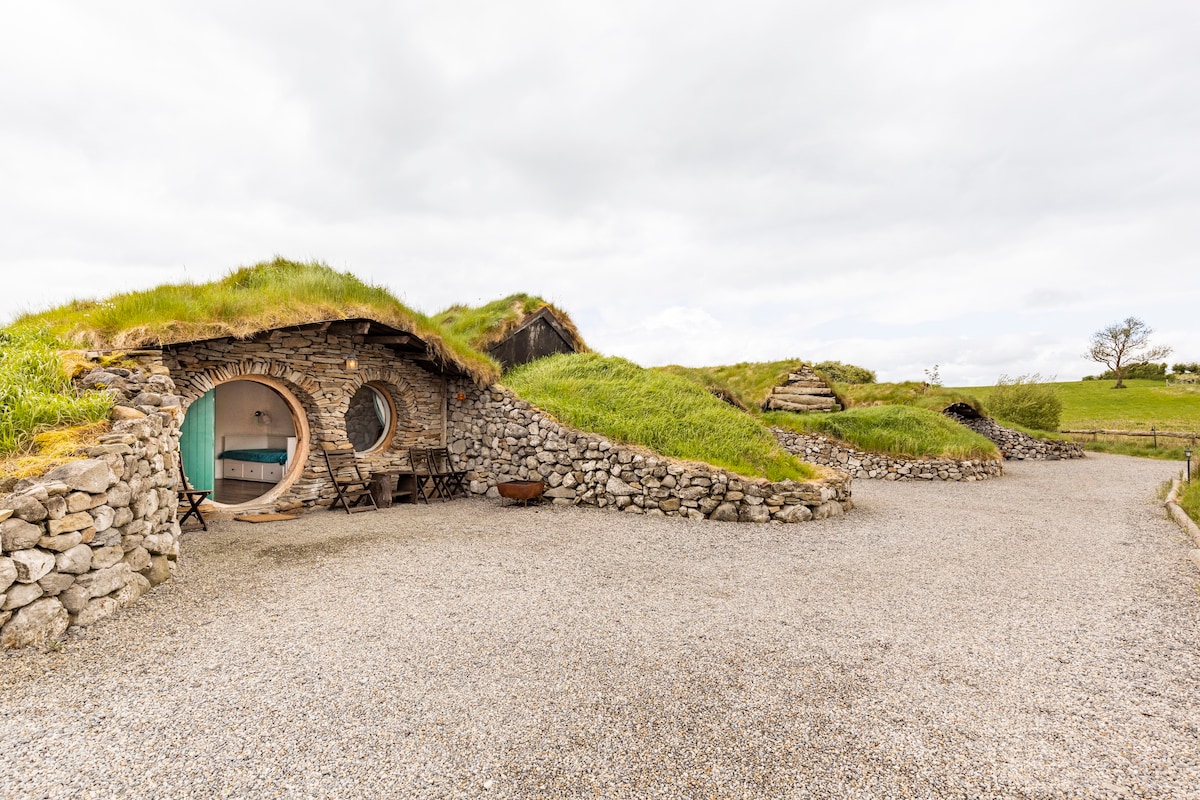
[164, 330, 448, 510]
[772, 428, 1005, 482]
[944, 413, 1085, 461]
[447, 382, 853, 523]
[1, 367, 182, 648]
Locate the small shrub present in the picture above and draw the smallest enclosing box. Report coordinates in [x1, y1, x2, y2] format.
[987, 374, 1063, 432]
[813, 361, 876, 384]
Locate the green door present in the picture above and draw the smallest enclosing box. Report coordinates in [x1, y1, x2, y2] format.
[180, 389, 215, 491]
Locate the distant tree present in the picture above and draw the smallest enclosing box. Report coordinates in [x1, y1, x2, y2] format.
[1086, 317, 1172, 389]
[1172, 362, 1200, 375]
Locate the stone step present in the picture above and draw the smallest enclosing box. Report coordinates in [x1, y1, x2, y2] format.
[774, 385, 835, 397]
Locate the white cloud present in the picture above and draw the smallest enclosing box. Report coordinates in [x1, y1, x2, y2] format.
[1, 0, 1197, 384]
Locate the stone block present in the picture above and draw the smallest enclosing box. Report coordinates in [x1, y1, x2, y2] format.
[11, 549, 56, 584]
[3, 582, 44, 610]
[739, 505, 772, 524]
[709, 503, 739, 522]
[59, 585, 89, 614]
[142, 555, 171, 587]
[0, 557, 16, 593]
[113, 573, 151, 607]
[776, 505, 814, 523]
[43, 459, 117, 494]
[142, 533, 175, 555]
[89, 546, 125, 570]
[37, 532, 83, 552]
[2, 518, 44, 551]
[2, 494, 48, 523]
[1, 598, 68, 648]
[75, 564, 131, 599]
[38, 571, 74, 596]
[74, 596, 119, 627]
[48, 512, 94, 535]
[56, 544, 93, 575]
[122, 546, 151, 573]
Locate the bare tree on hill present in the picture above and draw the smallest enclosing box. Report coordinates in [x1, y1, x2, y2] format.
[1086, 317, 1172, 389]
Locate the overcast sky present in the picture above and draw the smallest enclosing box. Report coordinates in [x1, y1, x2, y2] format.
[2, 1, 1196, 384]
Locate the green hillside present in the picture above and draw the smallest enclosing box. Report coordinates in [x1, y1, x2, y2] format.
[505, 354, 817, 482]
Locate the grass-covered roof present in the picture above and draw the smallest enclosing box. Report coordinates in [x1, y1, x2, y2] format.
[10, 259, 500, 385]
[434, 293, 587, 356]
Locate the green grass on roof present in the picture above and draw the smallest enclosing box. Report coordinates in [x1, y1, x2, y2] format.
[434, 293, 587, 355]
[503, 353, 817, 482]
[834, 381, 986, 415]
[766, 405, 999, 461]
[655, 360, 805, 409]
[11, 258, 499, 385]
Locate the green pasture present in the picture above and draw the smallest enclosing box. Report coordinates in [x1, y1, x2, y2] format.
[962, 378, 1200, 460]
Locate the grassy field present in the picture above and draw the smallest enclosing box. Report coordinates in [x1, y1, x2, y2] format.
[505, 354, 816, 482]
[962, 378, 1200, 460]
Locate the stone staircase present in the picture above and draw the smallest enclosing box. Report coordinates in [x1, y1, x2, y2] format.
[761, 365, 840, 413]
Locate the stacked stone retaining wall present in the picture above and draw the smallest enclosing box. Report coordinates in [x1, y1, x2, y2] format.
[772, 428, 1004, 482]
[1, 366, 183, 648]
[945, 414, 1085, 460]
[447, 383, 852, 523]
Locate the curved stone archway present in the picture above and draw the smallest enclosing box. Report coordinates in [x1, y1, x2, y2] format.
[176, 363, 316, 510]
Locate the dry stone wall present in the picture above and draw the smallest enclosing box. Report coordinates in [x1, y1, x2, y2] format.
[944, 413, 1085, 461]
[1, 366, 183, 648]
[772, 428, 1004, 482]
[447, 382, 852, 523]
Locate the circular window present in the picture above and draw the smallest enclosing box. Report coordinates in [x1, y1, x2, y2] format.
[347, 384, 392, 452]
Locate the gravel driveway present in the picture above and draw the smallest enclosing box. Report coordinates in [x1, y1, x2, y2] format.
[3, 454, 1198, 799]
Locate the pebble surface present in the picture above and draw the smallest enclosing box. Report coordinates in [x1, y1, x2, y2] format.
[3, 453, 1198, 799]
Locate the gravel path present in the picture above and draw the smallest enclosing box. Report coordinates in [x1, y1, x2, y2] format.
[3, 454, 1199, 799]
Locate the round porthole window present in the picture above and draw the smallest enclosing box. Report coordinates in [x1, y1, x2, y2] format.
[346, 384, 392, 452]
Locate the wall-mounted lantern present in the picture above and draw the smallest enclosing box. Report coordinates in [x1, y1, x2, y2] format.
[345, 354, 359, 371]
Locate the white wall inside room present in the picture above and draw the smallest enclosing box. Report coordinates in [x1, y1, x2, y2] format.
[214, 380, 294, 458]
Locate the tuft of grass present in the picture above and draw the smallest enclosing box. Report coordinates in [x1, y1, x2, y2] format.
[504, 353, 817, 482]
[434, 293, 587, 355]
[1, 423, 112, 479]
[12, 258, 500, 385]
[1179, 478, 1200, 526]
[766, 405, 999, 461]
[0, 329, 113, 458]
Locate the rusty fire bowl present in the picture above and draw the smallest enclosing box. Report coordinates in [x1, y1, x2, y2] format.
[497, 480, 546, 506]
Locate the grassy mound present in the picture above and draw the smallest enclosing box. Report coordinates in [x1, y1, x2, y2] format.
[0, 329, 112, 458]
[766, 405, 999, 461]
[12, 258, 499, 385]
[834, 382, 986, 415]
[655, 360, 806, 409]
[504, 354, 817, 482]
[434, 293, 586, 356]
[1179, 479, 1200, 526]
